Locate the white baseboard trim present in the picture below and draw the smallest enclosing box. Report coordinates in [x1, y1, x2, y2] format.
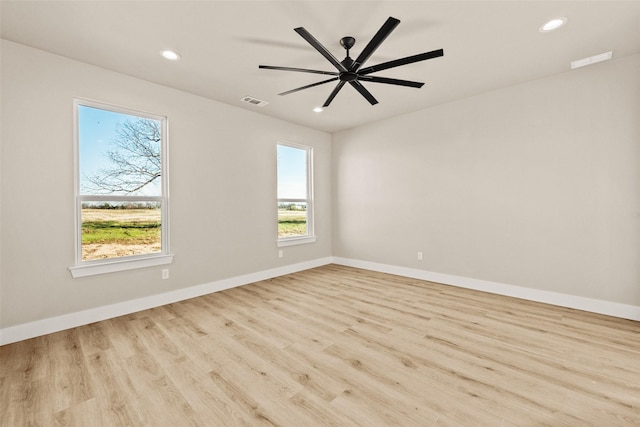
[332, 257, 640, 322]
[3, 256, 637, 345]
[0, 257, 333, 345]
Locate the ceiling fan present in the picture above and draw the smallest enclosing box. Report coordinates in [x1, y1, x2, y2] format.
[259, 17, 444, 107]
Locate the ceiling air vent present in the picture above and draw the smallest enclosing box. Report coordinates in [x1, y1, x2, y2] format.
[241, 96, 268, 107]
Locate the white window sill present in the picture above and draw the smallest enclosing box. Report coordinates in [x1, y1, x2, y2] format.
[277, 236, 317, 247]
[69, 253, 174, 278]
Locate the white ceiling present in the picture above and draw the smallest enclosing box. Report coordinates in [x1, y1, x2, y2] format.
[2, 1, 640, 133]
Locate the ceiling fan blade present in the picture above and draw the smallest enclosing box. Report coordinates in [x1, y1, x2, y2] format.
[358, 75, 424, 88]
[294, 27, 348, 72]
[358, 49, 444, 75]
[323, 81, 346, 107]
[259, 65, 339, 76]
[278, 77, 339, 96]
[351, 17, 400, 72]
[349, 81, 378, 105]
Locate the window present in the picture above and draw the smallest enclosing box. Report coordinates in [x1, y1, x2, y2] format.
[277, 142, 315, 246]
[70, 100, 172, 277]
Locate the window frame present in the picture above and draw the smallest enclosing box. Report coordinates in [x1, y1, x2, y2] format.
[277, 141, 316, 247]
[69, 99, 173, 278]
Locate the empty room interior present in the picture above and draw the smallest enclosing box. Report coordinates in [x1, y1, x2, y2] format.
[1, 1, 639, 425]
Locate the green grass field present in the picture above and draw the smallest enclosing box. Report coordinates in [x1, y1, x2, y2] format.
[81, 208, 161, 259]
[81, 220, 161, 245]
[81, 208, 306, 258]
[278, 210, 307, 237]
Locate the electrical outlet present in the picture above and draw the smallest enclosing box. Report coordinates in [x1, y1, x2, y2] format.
[417, 251, 423, 260]
[162, 269, 169, 279]
[278, 250, 283, 258]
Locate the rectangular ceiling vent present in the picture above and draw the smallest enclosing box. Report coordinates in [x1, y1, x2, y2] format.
[571, 51, 613, 70]
[241, 96, 268, 107]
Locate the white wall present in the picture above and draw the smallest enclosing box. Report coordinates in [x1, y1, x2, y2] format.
[2, 38, 638, 340]
[333, 53, 640, 306]
[0, 40, 332, 329]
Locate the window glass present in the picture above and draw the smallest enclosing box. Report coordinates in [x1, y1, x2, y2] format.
[277, 202, 307, 238]
[277, 144, 307, 199]
[277, 143, 313, 242]
[78, 105, 162, 197]
[80, 201, 162, 261]
[75, 101, 168, 264]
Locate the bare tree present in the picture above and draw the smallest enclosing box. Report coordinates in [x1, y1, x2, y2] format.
[85, 118, 161, 194]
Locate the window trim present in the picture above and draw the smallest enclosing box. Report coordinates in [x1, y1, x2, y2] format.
[277, 141, 315, 247]
[69, 98, 172, 278]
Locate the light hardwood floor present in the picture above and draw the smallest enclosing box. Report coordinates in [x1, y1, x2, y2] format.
[1, 264, 639, 426]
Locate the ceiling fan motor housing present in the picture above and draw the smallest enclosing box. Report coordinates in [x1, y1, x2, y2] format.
[339, 71, 358, 82]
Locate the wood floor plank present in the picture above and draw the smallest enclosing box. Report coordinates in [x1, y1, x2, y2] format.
[47, 328, 94, 415]
[334, 325, 538, 426]
[232, 331, 347, 403]
[164, 359, 255, 426]
[2, 264, 639, 426]
[83, 349, 140, 425]
[120, 345, 201, 425]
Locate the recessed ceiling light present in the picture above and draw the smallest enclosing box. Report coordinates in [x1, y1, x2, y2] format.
[160, 50, 181, 61]
[313, 107, 323, 113]
[571, 51, 613, 70]
[539, 17, 567, 32]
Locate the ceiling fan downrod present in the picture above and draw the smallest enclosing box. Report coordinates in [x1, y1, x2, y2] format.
[339, 36, 356, 75]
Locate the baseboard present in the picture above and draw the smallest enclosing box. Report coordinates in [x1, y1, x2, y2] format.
[4, 256, 637, 345]
[0, 257, 333, 345]
[332, 257, 640, 322]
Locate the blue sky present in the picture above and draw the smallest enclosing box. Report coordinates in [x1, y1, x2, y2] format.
[78, 105, 161, 196]
[277, 144, 307, 200]
[80, 104, 306, 199]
